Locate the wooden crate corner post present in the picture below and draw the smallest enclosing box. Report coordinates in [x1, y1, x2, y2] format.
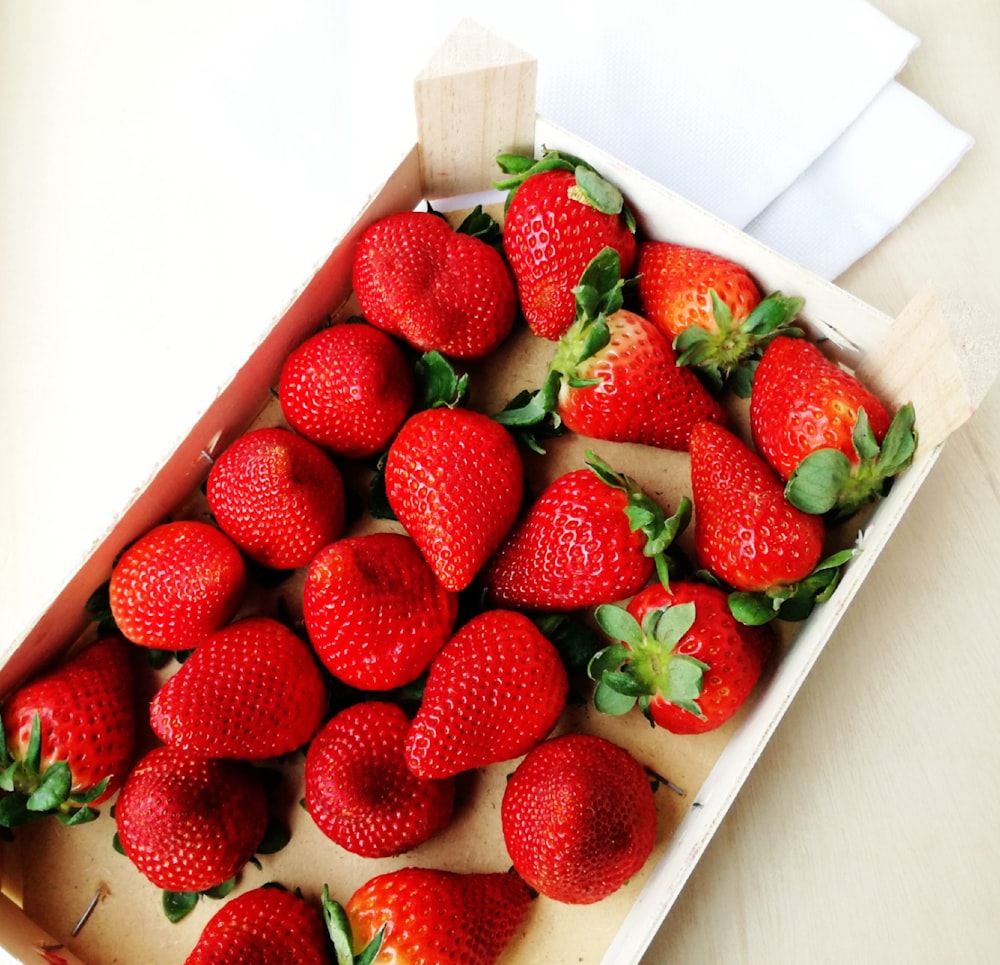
[414, 19, 537, 200]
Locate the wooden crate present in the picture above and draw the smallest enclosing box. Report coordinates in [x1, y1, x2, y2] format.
[0, 20, 993, 965]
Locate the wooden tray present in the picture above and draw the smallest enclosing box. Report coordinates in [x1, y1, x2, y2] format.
[0, 20, 994, 965]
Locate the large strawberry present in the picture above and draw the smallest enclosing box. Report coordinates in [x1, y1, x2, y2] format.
[324, 867, 532, 965]
[184, 884, 330, 965]
[481, 451, 690, 612]
[304, 701, 455, 858]
[109, 519, 247, 651]
[114, 746, 269, 909]
[206, 425, 346, 571]
[496, 247, 726, 451]
[352, 207, 516, 361]
[750, 334, 917, 519]
[383, 406, 524, 592]
[589, 581, 775, 734]
[404, 609, 568, 780]
[150, 616, 327, 760]
[302, 532, 458, 691]
[0, 636, 136, 827]
[636, 240, 803, 395]
[689, 421, 852, 624]
[496, 149, 637, 340]
[500, 732, 657, 904]
[278, 320, 416, 460]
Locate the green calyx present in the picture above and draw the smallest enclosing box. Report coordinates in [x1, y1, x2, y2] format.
[674, 290, 805, 396]
[494, 148, 636, 231]
[323, 884, 385, 965]
[588, 602, 708, 722]
[584, 449, 692, 589]
[493, 246, 627, 450]
[0, 713, 108, 829]
[784, 402, 918, 522]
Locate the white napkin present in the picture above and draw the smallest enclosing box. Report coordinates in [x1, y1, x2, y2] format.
[744, 80, 975, 279]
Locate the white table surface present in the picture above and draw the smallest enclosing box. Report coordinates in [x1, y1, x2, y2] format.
[1, 1, 998, 963]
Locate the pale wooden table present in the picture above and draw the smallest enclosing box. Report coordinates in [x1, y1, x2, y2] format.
[644, 1, 1000, 962]
[0, 2, 996, 964]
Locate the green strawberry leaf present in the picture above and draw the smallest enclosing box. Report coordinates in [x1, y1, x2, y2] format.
[569, 165, 625, 216]
[454, 204, 502, 248]
[531, 612, 604, 674]
[26, 761, 72, 812]
[784, 448, 853, 515]
[587, 643, 633, 680]
[415, 350, 469, 409]
[876, 402, 918, 477]
[204, 878, 236, 900]
[162, 890, 199, 923]
[57, 805, 100, 827]
[256, 818, 291, 855]
[644, 601, 697, 649]
[665, 655, 708, 719]
[728, 592, 781, 626]
[593, 679, 638, 716]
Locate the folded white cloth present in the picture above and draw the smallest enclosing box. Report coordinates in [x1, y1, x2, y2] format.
[744, 80, 975, 279]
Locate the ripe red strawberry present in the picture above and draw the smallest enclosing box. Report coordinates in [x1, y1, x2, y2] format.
[750, 334, 916, 519]
[115, 745, 269, 897]
[636, 241, 803, 395]
[206, 426, 346, 570]
[0, 636, 136, 827]
[404, 610, 568, 780]
[589, 581, 775, 734]
[304, 701, 454, 858]
[500, 732, 657, 904]
[689, 421, 851, 623]
[109, 519, 246, 651]
[150, 616, 327, 760]
[278, 320, 415, 460]
[352, 207, 517, 361]
[497, 247, 726, 451]
[325, 867, 532, 965]
[482, 452, 690, 612]
[383, 406, 524, 592]
[184, 884, 330, 965]
[496, 150, 637, 340]
[302, 532, 458, 691]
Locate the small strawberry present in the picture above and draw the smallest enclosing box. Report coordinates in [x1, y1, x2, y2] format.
[496, 247, 727, 452]
[481, 451, 690, 612]
[589, 580, 775, 734]
[184, 884, 330, 965]
[384, 406, 524, 592]
[324, 867, 532, 965]
[500, 732, 657, 904]
[352, 207, 516, 361]
[750, 334, 917, 519]
[304, 701, 454, 858]
[278, 320, 416, 460]
[689, 421, 852, 624]
[404, 610, 569, 780]
[0, 636, 136, 827]
[115, 746, 269, 903]
[495, 149, 637, 340]
[636, 240, 804, 396]
[150, 616, 328, 760]
[302, 532, 458, 691]
[109, 519, 247, 651]
[206, 426, 346, 571]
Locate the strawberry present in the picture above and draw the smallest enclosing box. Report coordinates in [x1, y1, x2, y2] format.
[109, 519, 247, 651]
[0, 636, 136, 827]
[500, 732, 657, 904]
[206, 426, 346, 571]
[404, 610, 569, 780]
[302, 532, 458, 691]
[689, 421, 852, 623]
[278, 320, 416, 460]
[324, 867, 532, 965]
[304, 701, 454, 858]
[352, 207, 516, 361]
[150, 616, 328, 760]
[750, 334, 917, 519]
[636, 240, 804, 395]
[495, 149, 637, 340]
[383, 406, 524, 592]
[589, 581, 775, 734]
[184, 884, 330, 965]
[481, 451, 690, 612]
[496, 247, 727, 452]
[114, 745, 269, 900]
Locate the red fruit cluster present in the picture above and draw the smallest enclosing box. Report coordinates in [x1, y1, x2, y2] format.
[0, 144, 917, 965]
